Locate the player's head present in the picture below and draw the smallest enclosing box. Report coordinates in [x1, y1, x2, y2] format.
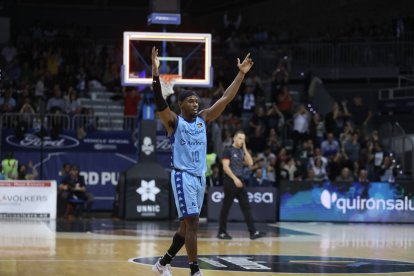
[232, 130, 246, 148]
[178, 90, 199, 118]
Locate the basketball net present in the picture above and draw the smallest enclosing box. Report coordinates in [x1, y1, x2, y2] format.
[160, 74, 181, 99]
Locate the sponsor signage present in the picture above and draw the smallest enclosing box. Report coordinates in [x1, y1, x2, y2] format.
[207, 187, 277, 222]
[147, 13, 181, 25]
[124, 177, 169, 219]
[280, 181, 414, 222]
[2, 130, 136, 153]
[0, 180, 57, 219]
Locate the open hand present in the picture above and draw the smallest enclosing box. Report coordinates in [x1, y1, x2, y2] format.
[151, 46, 160, 76]
[234, 177, 243, 188]
[237, 53, 254, 74]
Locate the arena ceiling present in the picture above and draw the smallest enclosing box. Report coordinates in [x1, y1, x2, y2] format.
[2, 0, 272, 16]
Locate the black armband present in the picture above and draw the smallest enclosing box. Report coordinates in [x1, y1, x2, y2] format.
[152, 75, 168, 112]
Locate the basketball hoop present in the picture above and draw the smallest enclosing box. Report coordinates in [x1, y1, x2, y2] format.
[160, 74, 181, 99]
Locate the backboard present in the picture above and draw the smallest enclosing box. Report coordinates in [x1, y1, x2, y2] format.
[122, 31, 212, 87]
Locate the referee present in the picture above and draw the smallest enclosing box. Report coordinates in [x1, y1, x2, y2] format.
[217, 130, 264, 240]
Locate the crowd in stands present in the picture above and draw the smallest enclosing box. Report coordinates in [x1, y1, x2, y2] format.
[203, 64, 400, 188]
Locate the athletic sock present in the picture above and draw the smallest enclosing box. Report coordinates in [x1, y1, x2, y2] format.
[189, 262, 200, 275]
[159, 252, 172, 266]
[160, 233, 185, 265]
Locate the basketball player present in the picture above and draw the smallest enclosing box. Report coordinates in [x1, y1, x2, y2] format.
[217, 130, 265, 240]
[150, 46, 253, 276]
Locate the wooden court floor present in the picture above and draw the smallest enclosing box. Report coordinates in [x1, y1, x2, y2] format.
[0, 218, 414, 276]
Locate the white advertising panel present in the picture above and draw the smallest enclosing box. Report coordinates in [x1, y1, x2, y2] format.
[0, 180, 57, 219]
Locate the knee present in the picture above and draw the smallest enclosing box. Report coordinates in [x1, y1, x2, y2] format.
[185, 217, 199, 233]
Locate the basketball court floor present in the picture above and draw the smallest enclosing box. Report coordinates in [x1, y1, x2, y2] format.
[1, 218, 414, 275]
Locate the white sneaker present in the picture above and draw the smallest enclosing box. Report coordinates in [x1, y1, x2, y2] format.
[191, 271, 203, 276]
[152, 258, 172, 276]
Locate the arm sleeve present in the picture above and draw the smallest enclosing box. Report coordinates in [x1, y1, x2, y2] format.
[152, 75, 168, 112]
[222, 147, 231, 160]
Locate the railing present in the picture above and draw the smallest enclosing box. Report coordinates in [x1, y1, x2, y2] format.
[234, 41, 414, 79]
[378, 86, 414, 100]
[379, 121, 414, 180]
[1, 113, 137, 132]
[398, 75, 414, 87]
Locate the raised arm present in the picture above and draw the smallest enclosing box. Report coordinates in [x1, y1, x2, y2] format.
[151, 46, 177, 136]
[243, 142, 254, 167]
[200, 53, 253, 123]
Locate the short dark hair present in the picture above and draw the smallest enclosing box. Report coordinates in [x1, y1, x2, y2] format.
[233, 130, 245, 137]
[178, 90, 198, 102]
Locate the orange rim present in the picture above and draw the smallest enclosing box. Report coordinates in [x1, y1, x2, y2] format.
[160, 74, 181, 85]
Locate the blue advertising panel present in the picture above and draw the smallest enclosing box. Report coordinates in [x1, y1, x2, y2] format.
[2, 130, 173, 210]
[279, 181, 414, 223]
[3, 129, 136, 153]
[208, 187, 277, 222]
[14, 152, 136, 210]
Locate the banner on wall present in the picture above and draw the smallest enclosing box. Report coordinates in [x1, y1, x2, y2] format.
[2, 130, 172, 210]
[2, 130, 136, 153]
[13, 152, 136, 210]
[2, 129, 171, 153]
[0, 180, 57, 219]
[279, 181, 414, 223]
[207, 187, 277, 222]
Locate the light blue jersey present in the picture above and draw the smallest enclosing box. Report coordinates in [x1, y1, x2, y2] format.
[170, 115, 207, 176]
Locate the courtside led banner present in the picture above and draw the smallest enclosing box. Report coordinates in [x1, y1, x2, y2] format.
[279, 181, 414, 223]
[0, 180, 57, 219]
[208, 187, 277, 222]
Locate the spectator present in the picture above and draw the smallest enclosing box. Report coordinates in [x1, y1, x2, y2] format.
[266, 103, 284, 131]
[309, 112, 325, 146]
[240, 82, 256, 132]
[0, 164, 6, 180]
[295, 139, 314, 178]
[379, 156, 398, 182]
[1, 41, 18, 64]
[223, 11, 242, 39]
[276, 85, 293, 118]
[46, 85, 66, 112]
[123, 87, 141, 129]
[370, 141, 385, 179]
[321, 132, 340, 159]
[292, 104, 310, 154]
[282, 157, 297, 181]
[60, 165, 94, 218]
[1, 151, 18, 180]
[249, 106, 267, 135]
[0, 89, 17, 112]
[343, 131, 361, 169]
[358, 169, 370, 183]
[266, 127, 281, 154]
[248, 124, 266, 154]
[207, 164, 222, 187]
[305, 168, 316, 181]
[271, 64, 289, 99]
[325, 102, 350, 136]
[66, 89, 82, 116]
[249, 167, 271, 187]
[348, 96, 373, 134]
[309, 156, 328, 181]
[335, 167, 355, 182]
[15, 161, 38, 180]
[328, 152, 346, 181]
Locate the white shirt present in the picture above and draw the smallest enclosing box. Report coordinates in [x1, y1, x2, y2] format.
[293, 113, 309, 133]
